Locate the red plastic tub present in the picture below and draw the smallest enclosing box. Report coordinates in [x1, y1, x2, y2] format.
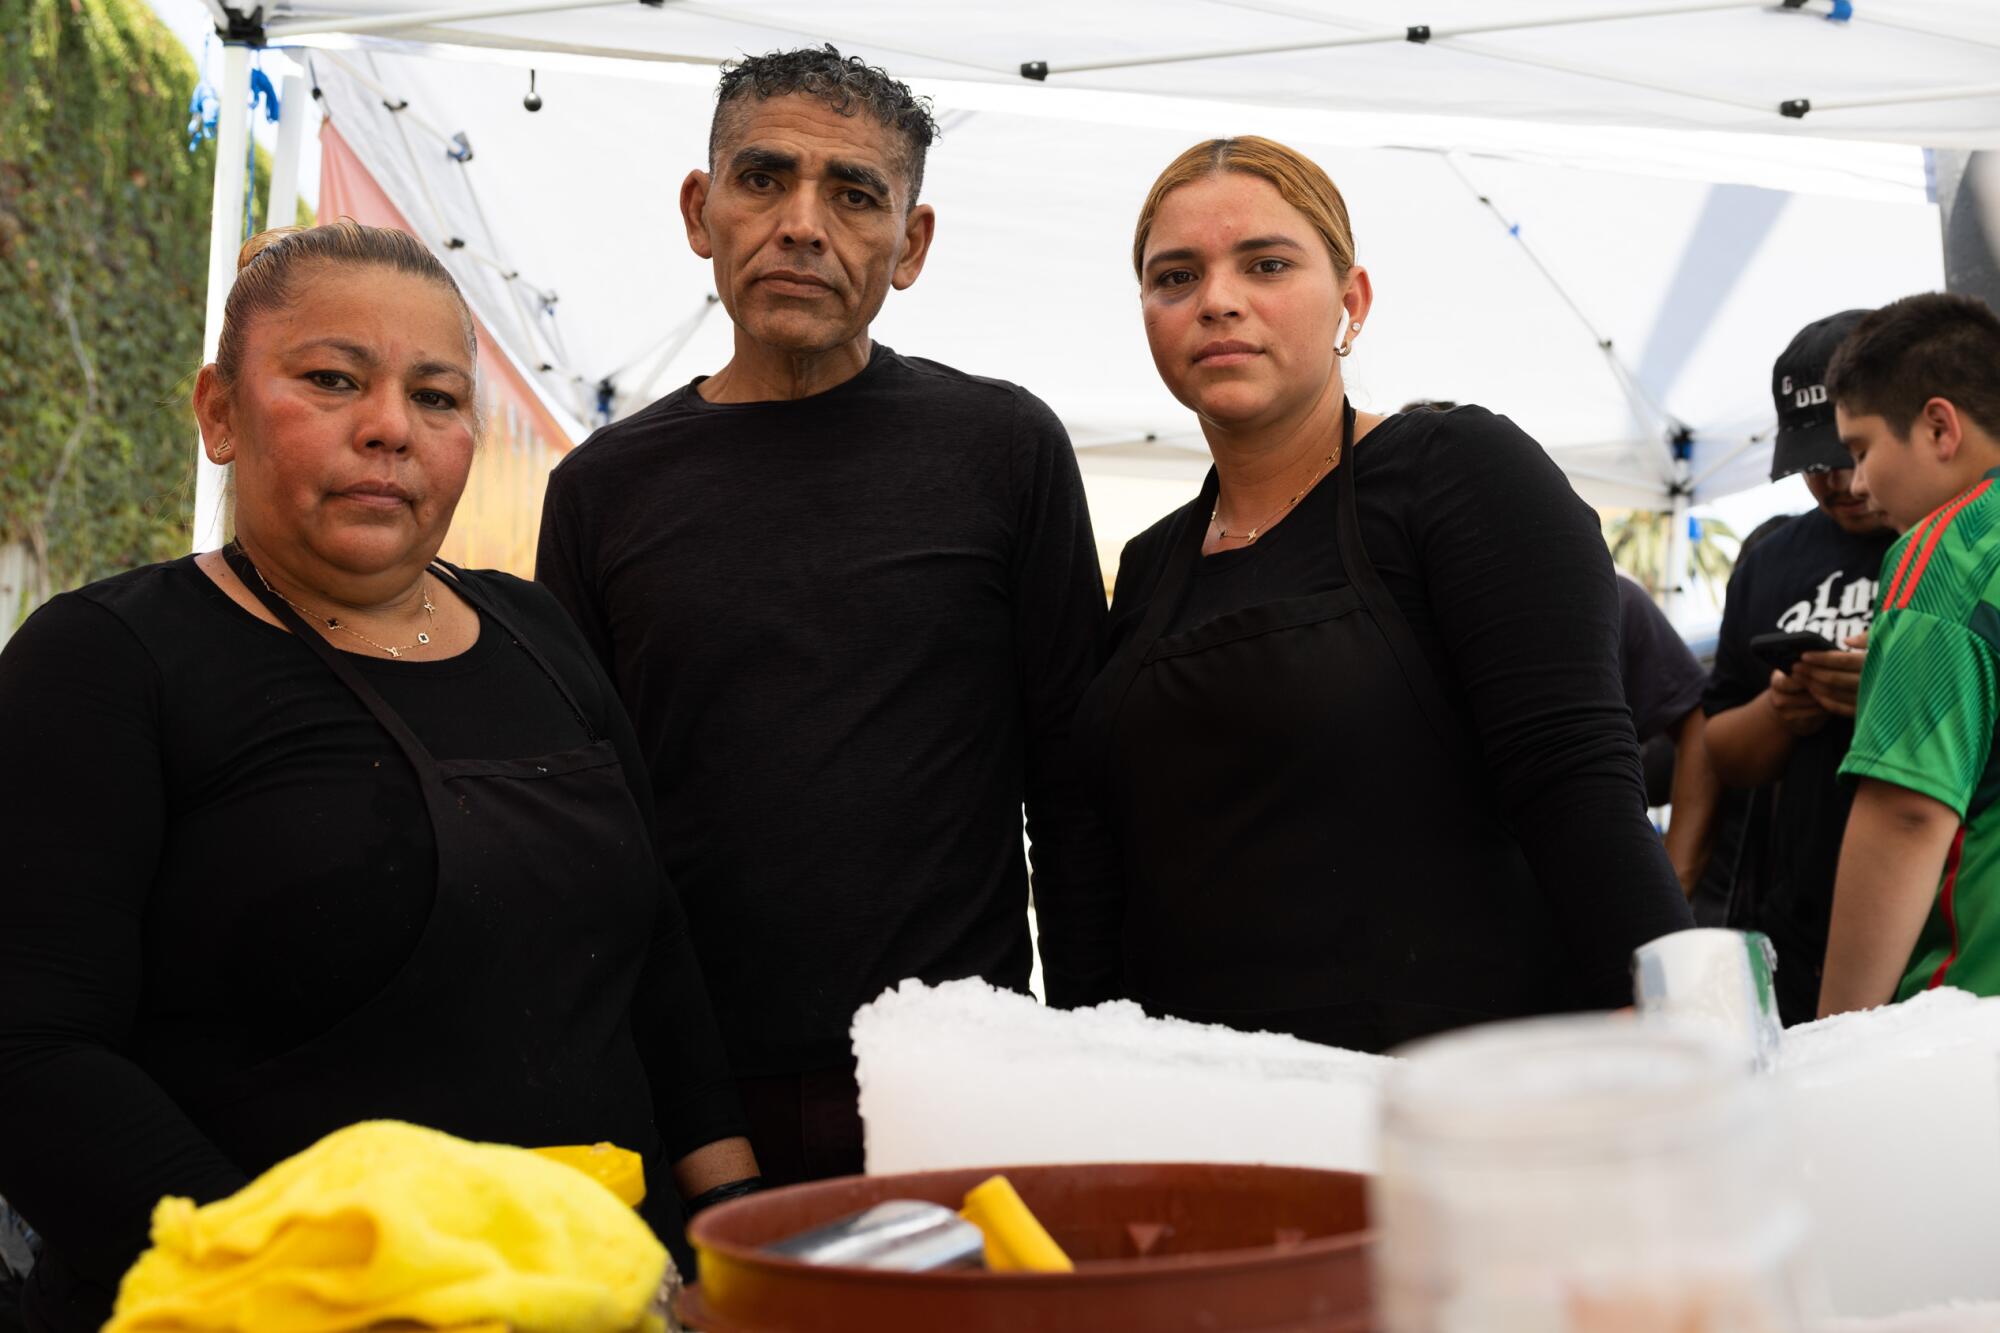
[679, 1162, 1374, 1332]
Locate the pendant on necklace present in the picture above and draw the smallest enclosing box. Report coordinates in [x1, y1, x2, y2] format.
[386, 646, 403, 659]
[417, 632, 430, 645]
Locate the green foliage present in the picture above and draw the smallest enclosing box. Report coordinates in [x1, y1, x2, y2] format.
[0, 0, 306, 621]
[1604, 509, 1741, 613]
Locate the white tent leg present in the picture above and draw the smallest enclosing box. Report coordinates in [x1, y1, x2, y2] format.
[1664, 491, 1693, 622]
[266, 72, 307, 231]
[192, 44, 252, 554]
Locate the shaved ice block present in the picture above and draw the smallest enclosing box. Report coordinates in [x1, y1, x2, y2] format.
[1777, 989, 2000, 1317]
[852, 979, 1391, 1176]
[1813, 1304, 2000, 1333]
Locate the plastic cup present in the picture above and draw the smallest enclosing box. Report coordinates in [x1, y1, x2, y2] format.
[1633, 928, 1784, 1072]
[1373, 1014, 1815, 1332]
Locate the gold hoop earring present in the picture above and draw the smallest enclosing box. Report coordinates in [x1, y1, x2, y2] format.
[213, 439, 233, 458]
[1336, 320, 1362, 358]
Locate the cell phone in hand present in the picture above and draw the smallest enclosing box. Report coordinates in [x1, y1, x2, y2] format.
[1749, 630, 1837, 675]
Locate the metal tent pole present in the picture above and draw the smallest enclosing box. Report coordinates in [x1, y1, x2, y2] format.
[1859, 14, 2000, 55]
[192, 43, 252, 554]
[266, 0, 633, 40]
[1422, 37, 1772, 115]
[664, 1, 1013, 77]
[1688, 430, 1772, 496]
[1437, 154, 1686, 471]
[1204, 0, 1791, 122]
[266, 72, 308, 231]
[1783, 83, 2000, 115]
[1664, 489, 1694, 619]
[1028, 0, 1775, 77]
[1935, 151, 2000, 315]
[1662, 425, 1697, 619]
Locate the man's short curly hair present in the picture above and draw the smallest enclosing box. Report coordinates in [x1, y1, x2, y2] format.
[709, 44, 940, 204]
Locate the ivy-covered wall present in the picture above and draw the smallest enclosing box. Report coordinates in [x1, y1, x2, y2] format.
[0, 0, 298, 627]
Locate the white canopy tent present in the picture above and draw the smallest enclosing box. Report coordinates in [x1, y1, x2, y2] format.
[227, 0, 2000, 145]
[187, 0, 1987, 605]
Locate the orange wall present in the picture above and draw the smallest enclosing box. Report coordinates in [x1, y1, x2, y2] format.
[319, 121, 575, 577]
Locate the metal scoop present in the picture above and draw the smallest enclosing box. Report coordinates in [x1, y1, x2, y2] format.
[764, 1200, 986, 1271]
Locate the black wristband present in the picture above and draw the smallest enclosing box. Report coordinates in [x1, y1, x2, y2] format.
[685, 1174, 765, 1216]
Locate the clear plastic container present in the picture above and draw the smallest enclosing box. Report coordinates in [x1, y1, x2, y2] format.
[1374, 1014, 1817, 1333]
[1633, 928, 1784, 1072]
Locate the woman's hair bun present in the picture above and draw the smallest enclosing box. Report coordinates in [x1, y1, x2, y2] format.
[236, 226, 309, 273]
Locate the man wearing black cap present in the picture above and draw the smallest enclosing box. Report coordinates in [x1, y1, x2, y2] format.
[1701, 310, 1896, 1024]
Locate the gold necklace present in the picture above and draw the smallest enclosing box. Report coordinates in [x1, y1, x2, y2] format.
[249, 558, 438, 659]
[1210, 444, 1340, 543]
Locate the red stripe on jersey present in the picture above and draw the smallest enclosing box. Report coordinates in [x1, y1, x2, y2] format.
[1926, 826, 1970, 991]
[1895, 480, 1992, 610]
[1883, 507, 1938, 609]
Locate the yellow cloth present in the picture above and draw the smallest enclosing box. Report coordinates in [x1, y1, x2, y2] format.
[526, 1144, 646, 1209]
[106, 1121, 667, 1333]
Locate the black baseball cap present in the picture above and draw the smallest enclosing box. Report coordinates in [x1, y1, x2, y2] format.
[1770, 308, 1869, 481]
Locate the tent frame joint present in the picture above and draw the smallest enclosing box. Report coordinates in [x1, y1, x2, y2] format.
[216, 3, 267, 47]
[1780, 97, 1810, 118]
[1019, 60, 1050, 81]
[1406, 24, 1432, 43]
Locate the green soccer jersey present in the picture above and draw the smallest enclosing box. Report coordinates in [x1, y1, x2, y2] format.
[1840, 467, 2000, 1000]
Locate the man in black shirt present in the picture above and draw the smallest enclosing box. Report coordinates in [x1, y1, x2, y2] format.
[535, 46, 1116, 1183]
[1704, 310, 1896, 1024]
[1616, 575, 1718, 898]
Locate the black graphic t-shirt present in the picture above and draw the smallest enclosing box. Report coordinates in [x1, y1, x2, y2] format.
[1703, 506, 1895, 1019]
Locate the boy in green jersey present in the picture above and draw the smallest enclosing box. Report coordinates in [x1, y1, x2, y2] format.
[1819, 292, 2000, 1016]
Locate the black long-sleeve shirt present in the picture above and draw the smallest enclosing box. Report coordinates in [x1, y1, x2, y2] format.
[535, 344, 1121, 1072]
[1102, 406, 1692, 1009]
[0, 559, 743, 1308]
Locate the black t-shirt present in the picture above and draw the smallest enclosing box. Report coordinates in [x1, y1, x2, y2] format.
[1703, 506, 1895, 1004]
[1617, 575, 1708, 806]
[1617, 574, 1706, 744]
[536, 344, 1120, 1073]
[1103, 407, 1691, 1010]
[0, 559, 743, 1302]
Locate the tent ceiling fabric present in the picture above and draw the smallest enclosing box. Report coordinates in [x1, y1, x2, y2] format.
[251, 1, 2000, 147]
[304, 40, 1941, 510]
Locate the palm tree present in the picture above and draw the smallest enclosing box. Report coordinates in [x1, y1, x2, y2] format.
[1603, 510, 1741, 614]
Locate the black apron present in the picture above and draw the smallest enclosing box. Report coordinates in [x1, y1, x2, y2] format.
[23, 556, 683, 1333]
[197, 547, 664, 1167]
[1079, 402, 1570, 1054]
